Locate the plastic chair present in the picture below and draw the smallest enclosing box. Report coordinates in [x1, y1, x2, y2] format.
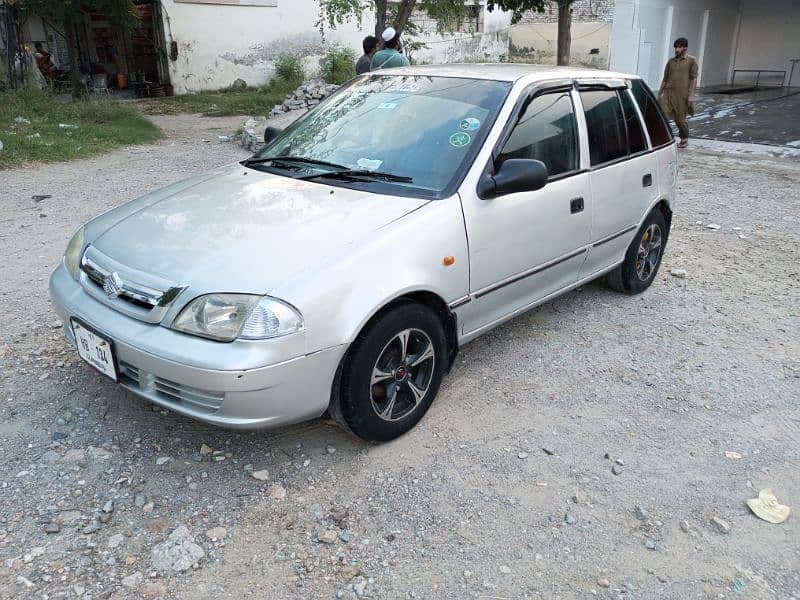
[91, 74, 110, 97]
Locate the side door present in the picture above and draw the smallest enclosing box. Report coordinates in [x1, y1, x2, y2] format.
[459, 87, 592, 337]
[578, 84, 661, 278]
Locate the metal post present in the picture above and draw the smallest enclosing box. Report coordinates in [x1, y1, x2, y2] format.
[788, 59, 800, 88]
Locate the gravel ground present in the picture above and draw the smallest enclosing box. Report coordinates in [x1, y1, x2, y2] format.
[1, 115, 798, 600]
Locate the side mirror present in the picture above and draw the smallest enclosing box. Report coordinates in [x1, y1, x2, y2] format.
[477, 159, 548, 199]
[263, 126, 283, 144]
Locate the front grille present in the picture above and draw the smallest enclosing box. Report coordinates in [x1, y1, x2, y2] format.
[118, 360, 224, 414]
[78, 246, 186, 324]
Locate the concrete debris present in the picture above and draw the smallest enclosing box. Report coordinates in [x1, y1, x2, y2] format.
[239, 79, 340, 153]
[150, 525, 205, 572]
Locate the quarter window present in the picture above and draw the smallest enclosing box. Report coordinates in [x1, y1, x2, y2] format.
[630, 79, 672, 147]
[619, 90, 647, 154]
[497, 92, 579, 177]
[580, 90, 627, 166]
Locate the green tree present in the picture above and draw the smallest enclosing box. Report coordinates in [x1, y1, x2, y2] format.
[318, 0, 482, 39]
[317, 0, 576, 66]
[22, 0, 137, 99]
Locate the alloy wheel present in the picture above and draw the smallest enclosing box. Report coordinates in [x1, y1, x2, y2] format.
[635, 223, 663, 281]
[369, 328, 436, 422]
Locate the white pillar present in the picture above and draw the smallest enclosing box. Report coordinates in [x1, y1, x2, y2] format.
[661, 5, 675, 73]
[696, 9, 710, 86]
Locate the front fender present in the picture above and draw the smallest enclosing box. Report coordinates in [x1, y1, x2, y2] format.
[275, 194, 470, 353]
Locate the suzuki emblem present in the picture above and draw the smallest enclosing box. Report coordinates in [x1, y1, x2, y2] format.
[103, 272, 124, 298]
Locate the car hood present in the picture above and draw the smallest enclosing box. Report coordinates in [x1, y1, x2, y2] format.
[92, 164, 428, 293]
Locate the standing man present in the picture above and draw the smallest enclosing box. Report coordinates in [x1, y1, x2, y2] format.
[356, 35, 378, 74]
[658, 37, 699, 148]
[370, 27, 410, 71]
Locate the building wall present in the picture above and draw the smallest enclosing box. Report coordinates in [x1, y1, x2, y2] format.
[611, 0, 800, 90]
[611, 0, 737, 89]
[520, 0, 616, 23]
[161, 1, 514, 92]
[511, 23, 612, 68]
[160, 0, 367, 94]
[411, 6, 512, 64]
[510, 0, 614, 68]
[734, 0, 800, 85]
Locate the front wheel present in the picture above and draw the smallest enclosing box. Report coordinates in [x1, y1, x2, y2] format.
[607, 209, 668, 294]
[334, 303, 447, 442]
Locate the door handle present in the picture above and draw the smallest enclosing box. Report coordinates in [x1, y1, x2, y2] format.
[570, 197, 584, 214]
[642, 173, 653, 187]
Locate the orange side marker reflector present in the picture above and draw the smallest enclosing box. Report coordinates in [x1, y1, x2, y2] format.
[443, 256, 455, 267]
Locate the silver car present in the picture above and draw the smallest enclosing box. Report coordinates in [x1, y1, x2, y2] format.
[50, 65, 676, 441]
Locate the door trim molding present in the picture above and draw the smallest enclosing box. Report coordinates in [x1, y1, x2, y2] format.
[473, 247, 588, 300]
[592, 225, 637, 248]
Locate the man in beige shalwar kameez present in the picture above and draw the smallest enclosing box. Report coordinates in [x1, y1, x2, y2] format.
[658, 37, 698, 148]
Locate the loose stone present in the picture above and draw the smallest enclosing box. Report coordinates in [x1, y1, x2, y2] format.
[251, 469, 270, 481]
[711, 517, 731, 534]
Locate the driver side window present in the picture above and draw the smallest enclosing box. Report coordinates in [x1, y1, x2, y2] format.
[497, 91, 579, 178]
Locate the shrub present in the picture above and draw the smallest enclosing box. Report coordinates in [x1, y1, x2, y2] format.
[321, 44, 357, 85]
[274, 53, 305, 86]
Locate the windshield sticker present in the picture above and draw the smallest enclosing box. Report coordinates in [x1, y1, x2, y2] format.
[378, 102, 398, 110]
[449, 132, 471, 148]
[357, 158, 383, 171]
[384, 81, 421, 93]
[459, 117, 481, 131]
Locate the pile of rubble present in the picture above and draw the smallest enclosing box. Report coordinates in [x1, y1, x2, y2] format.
[239, 79, 340, 153]
[269, 78, 340, 117]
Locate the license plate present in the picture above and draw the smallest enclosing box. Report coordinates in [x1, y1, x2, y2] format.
[71, 319, 118, 381]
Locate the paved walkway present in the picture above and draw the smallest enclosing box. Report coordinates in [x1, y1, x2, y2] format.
[688, 86, 800, 147]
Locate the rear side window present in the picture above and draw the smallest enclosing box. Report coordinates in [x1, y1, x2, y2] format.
[498, 91, 579, 177]
[580, 90, 627, 165]
[630, 79, 672, 147]
[619, 90, 647, 154]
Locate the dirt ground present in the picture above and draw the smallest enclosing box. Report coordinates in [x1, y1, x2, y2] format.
[1, 115, 798, 600]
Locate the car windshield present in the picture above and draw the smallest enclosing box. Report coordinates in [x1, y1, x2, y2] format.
[251, 75, 512, 198]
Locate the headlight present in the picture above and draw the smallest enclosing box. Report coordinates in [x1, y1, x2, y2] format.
[64, 226, 85, 279]
[172, 294, 303, 342]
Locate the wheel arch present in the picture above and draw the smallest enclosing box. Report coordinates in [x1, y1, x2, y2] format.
[326, 289, 459, 423]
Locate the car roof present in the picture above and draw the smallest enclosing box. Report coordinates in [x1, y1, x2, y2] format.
[377, 63, 637, 83]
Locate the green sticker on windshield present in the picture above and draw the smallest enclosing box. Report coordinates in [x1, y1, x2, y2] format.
[449, 132, 471, 148]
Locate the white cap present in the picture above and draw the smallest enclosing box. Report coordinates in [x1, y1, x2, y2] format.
[381, 27, 397, 42]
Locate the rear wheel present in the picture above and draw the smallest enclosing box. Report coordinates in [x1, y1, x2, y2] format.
[334, 303, 447, 441]
[608, 209, 668, 294]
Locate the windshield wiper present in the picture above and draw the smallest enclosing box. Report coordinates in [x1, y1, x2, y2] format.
[242, 155, 349, 170]
[300, 169, 413, 183]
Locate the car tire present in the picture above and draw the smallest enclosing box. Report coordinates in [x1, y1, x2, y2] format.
[607, 209, 668, 294]
[335, 303, 447, 442]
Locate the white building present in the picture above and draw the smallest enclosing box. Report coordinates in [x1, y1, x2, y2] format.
[161, 0, 511, 94]
[610, 0, 800, 89]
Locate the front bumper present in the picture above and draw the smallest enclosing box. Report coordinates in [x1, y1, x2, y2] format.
[49, 264, 347, 429]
